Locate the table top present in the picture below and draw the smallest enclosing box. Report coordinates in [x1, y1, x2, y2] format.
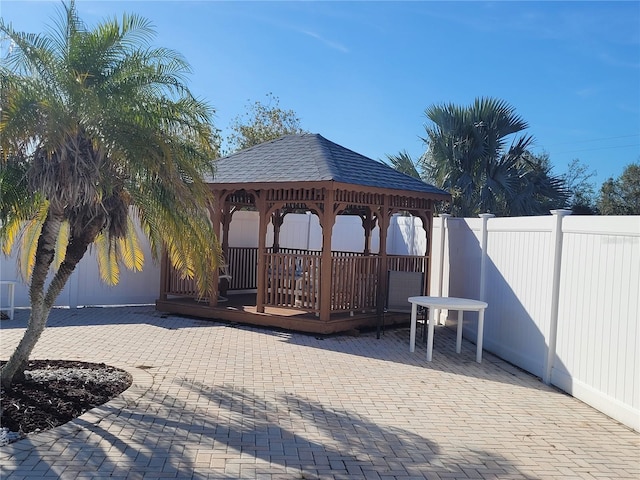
[408, 296, 488, 310]
[0, 280, 17, 285]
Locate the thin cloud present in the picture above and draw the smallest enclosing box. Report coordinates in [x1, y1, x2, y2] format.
[299, 29, 349, 53]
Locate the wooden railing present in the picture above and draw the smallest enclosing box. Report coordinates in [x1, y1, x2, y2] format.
[165, 270, 199, 298]
[386, 255, 428, 274]
[227, 247, 258, 290]
[263, 252, 381, 314]
[330, 255, 379, 313]
[264, 252, 321, 313]
[163, 247, 258, 298]
[164, 248, 429, 312]
[269, 247, 321, 256]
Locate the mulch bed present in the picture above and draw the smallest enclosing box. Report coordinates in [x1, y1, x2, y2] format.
[0, 360, 132, 441]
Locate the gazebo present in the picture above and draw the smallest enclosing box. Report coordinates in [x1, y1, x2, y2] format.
[156, 134, 450, 334]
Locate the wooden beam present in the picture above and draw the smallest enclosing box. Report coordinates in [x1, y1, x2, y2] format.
[361, 208, 377, 256]
[208, 198, 222, 307]
[376, 195, 390, 316]
[271, 209, 284, 253]
[256, 192, 268, 313]
[319, 189, 336, 322]
[159, 250, 168, 300]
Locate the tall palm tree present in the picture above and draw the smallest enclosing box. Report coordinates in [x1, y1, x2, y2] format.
[422, 97, 567, 216]
[385, 150, 422, 179]
[0, 1, 221, 387]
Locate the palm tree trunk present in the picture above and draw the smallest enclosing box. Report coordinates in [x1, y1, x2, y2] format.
[1, 210, 63, 389]
[1, 209, 107, 389]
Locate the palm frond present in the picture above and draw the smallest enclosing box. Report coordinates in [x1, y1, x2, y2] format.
[18, 219, 43, 281]
[53, 221, 70, 270]
[1, 218, 22, 256]
[117, 216, 144, 271]
[386, 150, 421, 179]
[94, 232, 120, 286]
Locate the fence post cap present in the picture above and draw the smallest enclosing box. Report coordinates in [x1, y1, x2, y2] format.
[550, 209, 572, 216]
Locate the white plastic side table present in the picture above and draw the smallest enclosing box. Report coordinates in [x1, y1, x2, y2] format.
[408, 296, 488, 363]
[0, 281, 17, 320]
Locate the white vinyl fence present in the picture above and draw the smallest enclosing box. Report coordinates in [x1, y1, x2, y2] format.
[0, 211, 423, 309]
[430, 213, 639, 432]
[0, 235, 162, 310]
[1, 211, 638, 431]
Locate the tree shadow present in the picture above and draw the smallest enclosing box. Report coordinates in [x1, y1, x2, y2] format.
[0, 305, 217, 331]
[1, 378, 539, 479]
[1, 304, 562, 394]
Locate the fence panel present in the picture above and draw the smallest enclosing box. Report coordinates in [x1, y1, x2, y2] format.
[0, 241, 160, 308]
[443, 218, 483, 301]
[439, 214, 639, 431]
[553, 216, 639, 429]
[483, 217, 555, 377]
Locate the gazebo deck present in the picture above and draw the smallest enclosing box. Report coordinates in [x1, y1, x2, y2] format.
[156, 292, 411, 335]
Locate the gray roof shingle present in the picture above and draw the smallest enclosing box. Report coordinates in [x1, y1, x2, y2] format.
[207, 133, 449, 196]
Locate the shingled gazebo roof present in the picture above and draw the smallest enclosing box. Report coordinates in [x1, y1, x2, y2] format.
[207, 133, 449, 198]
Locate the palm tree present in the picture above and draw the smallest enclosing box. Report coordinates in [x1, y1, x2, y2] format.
[422, 97, 567, 216]
[385, 150, 422, 179]
[0, 1, 221, 387]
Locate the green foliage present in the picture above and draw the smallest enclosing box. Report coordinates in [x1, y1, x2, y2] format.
[422, 97, 568, 217]
[1, 0, 225, 386]
[0, 0, 221, 295]
[226, 92, 306, 153]
[597, 162, 640, 215]
[385, 150, 422, 179]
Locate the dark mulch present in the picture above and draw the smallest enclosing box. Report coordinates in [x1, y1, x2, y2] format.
[1, 360, 132, 439]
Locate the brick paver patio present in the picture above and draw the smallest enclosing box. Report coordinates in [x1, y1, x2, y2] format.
[1, 306, 638, 479]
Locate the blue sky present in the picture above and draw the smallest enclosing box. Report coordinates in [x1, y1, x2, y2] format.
[2, 1, 639, 188]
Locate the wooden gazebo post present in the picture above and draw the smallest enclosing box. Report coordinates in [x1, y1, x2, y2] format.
[376, 195, 391, 316]
[220, 202, 232, 261]
[318, 188, 336, 322]
[208, 195, 223, 307]
[361, 209, 376, 256]
[256, 193, 268, 313]
[271, 209, 284, 253]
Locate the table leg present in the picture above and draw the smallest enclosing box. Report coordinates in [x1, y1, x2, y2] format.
[476, 308, 485, 363]
[456, 310, 463, 354]
[426, 306, 435, 361]
[409, 303, 417, 352]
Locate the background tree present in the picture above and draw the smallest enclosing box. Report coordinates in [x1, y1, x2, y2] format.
[225, 92, 307, 153]
[0, 1, 221, 387]
[422, 97, 568, 217]
[385, 150, 422, 179]
[562, 159, 598, 214]
[597, 162, 640, 215]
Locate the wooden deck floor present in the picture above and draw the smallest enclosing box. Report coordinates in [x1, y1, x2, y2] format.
[156, 292, 411, 335]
